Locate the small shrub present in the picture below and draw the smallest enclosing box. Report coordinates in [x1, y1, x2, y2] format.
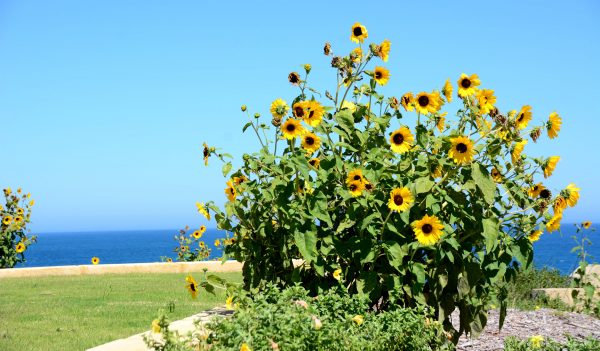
[1, 187, 36, 268]
[505, 335, 600, 351]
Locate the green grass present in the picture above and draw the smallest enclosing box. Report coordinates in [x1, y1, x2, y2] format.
[0, 271, 242, 351]
[506, 267, 572, 310]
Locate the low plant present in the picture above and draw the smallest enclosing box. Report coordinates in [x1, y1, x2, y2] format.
[504, 266, 571, 310]
[0, 187, 36, 268]
[504, 335, 600, 351]
[570, 222, 599, 316]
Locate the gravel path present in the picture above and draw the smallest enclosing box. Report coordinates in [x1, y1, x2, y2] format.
[456, 308, 600, 350]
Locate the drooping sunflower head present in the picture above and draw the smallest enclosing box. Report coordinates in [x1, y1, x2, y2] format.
[511, 140, 528, 165]
[373, 66, 390, 86]
[387, 187, 414, 213]
[457, 73, 481, 97]
[288, 72, 301, 85]
[185, 274, 199, 299]
[539, 188, 552, 200]
[270, 98, 289, 119]
[350, 22, 368, 43]
[515, 105, 532, 130]
[563, 183, 580, 207]
[553, 196, 567, 214]
[528, 183, 545, 198]
[546, 213, 562, 233]
[401, 92, 415, 112]
[15, 242, 26, 253]
[347, 180, 365, 197]
[442, 79, 453, 103]
[301, 132, 321, 154]
[583, 221, 592, 229]
[543, 156, 560, 178]
[491, 167, 502, 183]
[304, 100, 324, 127]
[412, 215, 444, 246]
[308, 158, 320, 169]
[528, 230, 542, 243]
[350, 47, 363, 63]
[547, 112, 562, 139]
[436, 112, 447, 133]
[389, 127, 414, 154]
[448, 136, 475, 164]
[91, 256, 100, 265]
[196, 202, 211, 220]
[414, 92, 440, 115]
[476, 89, 496, 115]
[280, 118, 305, 140]
[376, 39, 391, 62]
[224, 181, 236, 202]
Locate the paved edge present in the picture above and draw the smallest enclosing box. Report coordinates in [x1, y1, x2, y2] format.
[0, 261, 244, 278]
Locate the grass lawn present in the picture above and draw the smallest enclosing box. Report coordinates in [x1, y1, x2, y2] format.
[0, 271, 242, 351]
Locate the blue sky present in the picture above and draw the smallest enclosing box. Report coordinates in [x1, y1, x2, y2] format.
[1, 1, 599, 232]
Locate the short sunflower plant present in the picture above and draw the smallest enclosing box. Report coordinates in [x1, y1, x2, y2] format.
[1, 187, 36, 268]
[199, 23, 579, 341]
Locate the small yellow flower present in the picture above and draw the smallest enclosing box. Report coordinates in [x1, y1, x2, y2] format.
[185, 274, 199, 299]
[546, 214, 562, 233]
[15, 242, 26, 253]
[412, 215, 445, 246]
[341, 100, 357, 112]
[373, 66, 390, 86]
[401, 93, 415, 112]
[491, 168, 502, 183]
[389, 127, 414, 154]
[214, 239, 221, 247]
[516, 105, 532, 130]
[528, 183, 545, 198]
[476, 89, 496, 115]
[528, 230, 542, 243]
[347, 180, 364, 197]
[196, 202, 211, 220]
[301, 132, 321, 154]
[511, 140, 528, 164]
[2, 215, 13, 226]
[270, 98, 289, 119]
[457, 73, 480, 97]
[304, 64, 311, 73]
[151, 319, 161, 333]
[547, 112, 562, 139]
[564, 183, 580, 207]
[376, 39, 391, 62]
[241, 105, 247, 112]
[3, 187, 12, 196]
[350, 22, 368, 43]
[308, 158, 320, 169]
[16, 208, 24, 216]
[543, 156, 560, 178]
[281, 118, 306, 139]
[387, 188, 414, 213]
[436, 112, 447, 133]
[333, 268, 342, 281]
[582, 221, 592, 229]
[225, 181, 237, 202]
[415, 92, 440, 115]
[442, 79, 453, 103]
[352, 315, 364, 325]
[240, 343, 252, 351]
[226, 296, 234, 310]
[351, 47, 363, 63]
[91, 257, 100, 265]
[529, 335, 544, 348]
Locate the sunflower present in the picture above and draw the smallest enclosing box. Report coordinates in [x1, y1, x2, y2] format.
[300, 132, 321, 154]
[15, 242, 26, 253]
[2, 215, 12, 226]
[91, 256, 100, 265]
[442, 79, 453, 103]
[281, 119, 305, 139]
[564, 183, 580, 207]
[288, 72, 300, 85]
[457, 73, 481, 97]
[346, 169, 365, 186]
[347, 180, 365, 197]
[373, 66, 390, 86]
[196, 202, 211, 220]
[412, 215, 444, 246]
[401, 93, 415, 112]
[332, 268, 342, 281]
[553, 196, 567, 214]
[304, 100, 325, 127]
[476, 89, 496, 115]
[308, 158, 320, 169]
[547, 112, 562, 139]
[376, 39, 391, 62]
[414, 92, 440, 115]
[226, 296, 234, 310]
[350, 22, 368, 43]
[436, 112, 447, 133]
[432, 166, 443, 179]
[515, 105, 532, 130]
[543, 156, 560, 178]
[528, 230, 542, 243]
[14, 216, 23, 225]
[351, 47, 363, 63]
[199, 241, 206, 248]
[341, 100, 357, 112]
[192, 230, 203, 239]
[152, 319, 161, 334]
[270, 98, 289, 119]
[448, 136, 475, 164]
[583, 221, 592, 229]
[214, 239, 221, 247]
[292, 101, 307, 119]
[17, 208, 24, 216]
[199, 225, 207, 234]
[240, 343, 252, 351]
[233, 175, 248, 185]
[491, 167, 502, 183]
[389, 127, 414, 154]
[387, 188, 414, 212]
[224, 181, 236, 202]
[511, 140, 528, 164]
[185, 274, 199, 299]
[352, 315, 364, 325]
[546, 213, 562, 233]
[528, 183, 545, 198]
[539, 188, 552, 199]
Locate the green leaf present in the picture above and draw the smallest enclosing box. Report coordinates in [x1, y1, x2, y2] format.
[206, 274, 227, 286]
[415, 177, 434, 194]
[242, 122, 253, 133]
[336, 219, 356, 234]
[222, 162, 232, 177]
[385, 242, 408, 269]
[472, 163, 496, 205]
[294, 229, 318, 263]
[482, 218, 499, 251]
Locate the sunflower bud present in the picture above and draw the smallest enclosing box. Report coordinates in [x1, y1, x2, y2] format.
[288, 72, 300, 85]
[271, 117, 282, 127]
[323, 42, 331, 56]
[389, 97, 399, 110]
[493, 113, 507, 126]
[369, 43, 379, 56]
[254, 113, 260, 119]
[304, 64, 311, 73]
[241, 105, 247, 112]
[325, 90, 334, 102]
[530, 127, 542, 143]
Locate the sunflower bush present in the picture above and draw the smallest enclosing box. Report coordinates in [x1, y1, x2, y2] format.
[199, 23, 579, 340]
[1, 187, 36, 268]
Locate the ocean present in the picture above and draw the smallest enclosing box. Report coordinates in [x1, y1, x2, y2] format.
[15, 225, 599, 275]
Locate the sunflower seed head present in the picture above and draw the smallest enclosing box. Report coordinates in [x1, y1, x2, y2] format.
[530, 127, 542, 143]
[323, 42, 331, 56]
[492, 112, 507, 126]
[271, 117, 282, 127]
[389, 97, 399, 110]
[288, 72, 300, 85]
[331, 56, 343, 69]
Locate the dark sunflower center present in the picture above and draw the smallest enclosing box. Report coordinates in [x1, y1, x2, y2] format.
[375, 71, 382, 79]
[294, 107, 304, 118]
[418, 95, 429, 107]
[189, 284, 196, 292]
[309, 160, 316, 166]
[286, 123, 296, 132]
[393, 195, 404, 206]
[540, 189, 551, 199]
[422, 224, 433, 234]
[518, 114, 524, 122]
[305, 136, 315, 145]
[533, 185, 539, 191]
[353, 26, 363, 36]
[461, 78, 471, 88]
[456, 143, 467, 153]
[402, 96, 410, 104]
[289, 73, 299, 84]
[229, 188, 235, 195]
[393, 133, 404, 144]
[349, 184, 357, 191]
[353, 175, 361, 181]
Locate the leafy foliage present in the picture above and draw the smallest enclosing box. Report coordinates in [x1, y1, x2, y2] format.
[1, 187, 36, 268]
